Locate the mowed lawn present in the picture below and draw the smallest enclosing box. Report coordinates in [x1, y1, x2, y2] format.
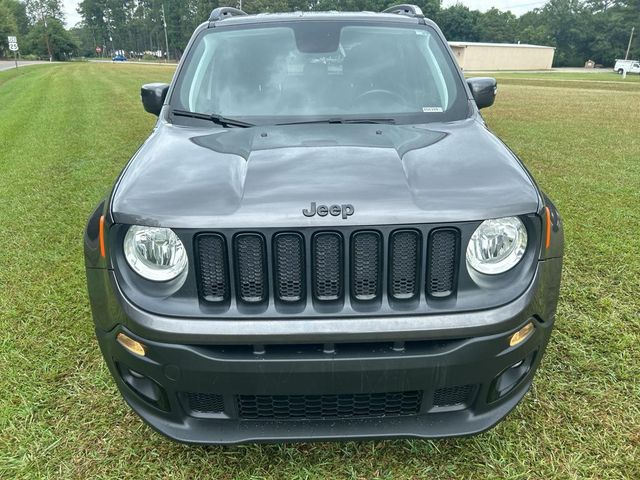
[0, 63, 639, 479]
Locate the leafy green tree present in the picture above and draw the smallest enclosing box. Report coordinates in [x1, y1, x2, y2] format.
[477, 8, 517, 43]
[0, 0, 19, 57]
[539, 0, 589, 65]
[517, 10, 554, 46]
[69, 0, 639, 66]
[3, 0, 29, 35]
[25, 0, 66, 60]
[25, 16, 77, 59]
[435, 4, 481, 41]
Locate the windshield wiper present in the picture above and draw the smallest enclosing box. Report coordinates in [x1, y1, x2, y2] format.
[172, 109, 254, 128]
[277, 117, 396, 126]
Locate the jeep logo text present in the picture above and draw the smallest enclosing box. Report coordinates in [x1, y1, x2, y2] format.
[303, 202, 354, 219]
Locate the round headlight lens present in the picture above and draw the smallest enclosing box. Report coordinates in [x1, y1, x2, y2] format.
[124, 225, 188, 281]
[466, 217, 527, 275]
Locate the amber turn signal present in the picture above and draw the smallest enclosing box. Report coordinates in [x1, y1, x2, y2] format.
[544, 207, 551, 249]
[509, 322, 534, 347]
[99, 215, 106, 258]
[116, 333, 146, 356]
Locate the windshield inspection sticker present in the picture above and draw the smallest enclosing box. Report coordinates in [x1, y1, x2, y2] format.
[423, 107, 443, 113]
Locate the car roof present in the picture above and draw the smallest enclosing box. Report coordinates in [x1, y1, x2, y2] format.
[209, 11, 438, 29]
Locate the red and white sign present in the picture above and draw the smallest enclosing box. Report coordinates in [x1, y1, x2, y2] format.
[95, 46, 102, 54]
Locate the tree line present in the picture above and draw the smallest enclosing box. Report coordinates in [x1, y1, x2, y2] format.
[1, 0, 638, 66]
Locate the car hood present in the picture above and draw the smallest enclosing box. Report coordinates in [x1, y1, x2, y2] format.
[112, 119, 540, 228]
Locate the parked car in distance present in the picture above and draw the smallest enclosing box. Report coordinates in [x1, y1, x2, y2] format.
[112, 54, 127, 62]
[614, 59, 640, 74]
[85, 4, 564, 445]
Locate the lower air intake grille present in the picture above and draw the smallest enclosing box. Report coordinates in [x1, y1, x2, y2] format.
[238, 391, 423, 420]
[235, 234, 267, 303]
[313, 232, 343, 301]
[427, 229, 459, 297]
[186, 392, 225, 414]
[433, 385, 474, 407]
[197, 234, 229, 302]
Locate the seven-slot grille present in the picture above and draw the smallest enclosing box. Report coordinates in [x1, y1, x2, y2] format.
[196, 227, 460, 308]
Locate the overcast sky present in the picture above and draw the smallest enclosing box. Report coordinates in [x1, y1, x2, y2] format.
[62, 0, 548, 28]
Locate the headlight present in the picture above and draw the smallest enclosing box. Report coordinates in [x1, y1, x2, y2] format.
[466, 217, 527, 275]
[124, 225, 188, 281]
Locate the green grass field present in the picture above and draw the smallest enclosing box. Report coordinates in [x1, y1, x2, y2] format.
[473, 71, 640, 82]
[0, 64, 639, 479]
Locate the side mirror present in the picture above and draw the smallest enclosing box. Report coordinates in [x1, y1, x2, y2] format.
[467, 77, 497, 109]
[141, 83, 170, 116]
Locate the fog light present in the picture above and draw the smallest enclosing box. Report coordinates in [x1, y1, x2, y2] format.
[116, 362, 169, 411]
[117, 333, 146, 356]
[509, 322, 534, 347]
[488, 350, 537, 402]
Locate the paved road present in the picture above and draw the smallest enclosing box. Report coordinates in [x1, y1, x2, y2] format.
[89, 59, 178, 66]
[0, 60, 52, 72]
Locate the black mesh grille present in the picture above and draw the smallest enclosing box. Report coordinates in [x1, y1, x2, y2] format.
[235, 234, 267, 303]
[351, 231, 382, 301]
[238, 391, 423, 420]
[197, 234, 229, 302]
[274, 233, 305, 303]
[427, 229, 458, 297]
[433, 385, 474, 407]
[195, 226, 461, 309]
[313, 233, 343, 301]
[186, 392, 225, 414]
[389, 230, 420, 300]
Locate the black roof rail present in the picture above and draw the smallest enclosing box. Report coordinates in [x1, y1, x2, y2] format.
[381, 4, 424, 18]
[209, 7, 248, 22]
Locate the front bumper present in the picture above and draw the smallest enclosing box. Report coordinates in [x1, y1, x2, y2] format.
[88, 258, 561, 444]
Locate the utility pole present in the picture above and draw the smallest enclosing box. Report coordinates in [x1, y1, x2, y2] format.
[161, 4, 170, 63]
[625, 26, 635, 60]
[43, 17, 52, 62]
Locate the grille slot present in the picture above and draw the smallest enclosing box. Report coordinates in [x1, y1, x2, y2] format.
[196, 234, 229, 303]
[351, 231, 382, 301]
[238, 391, 423, 420]
[427, 229, 459, 297]
[389, 230, 421, 300]
[235, 234, 267, 303]
[312, 232, 343, 301]
[273, 233, 305, 303]
[433, 385, 474, 407]
[186, 392, 225, 414]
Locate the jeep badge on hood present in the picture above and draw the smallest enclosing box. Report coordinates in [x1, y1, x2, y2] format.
[303, 202, 355, 219]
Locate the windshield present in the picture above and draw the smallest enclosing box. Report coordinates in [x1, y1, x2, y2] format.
[171, 20, 469, 124]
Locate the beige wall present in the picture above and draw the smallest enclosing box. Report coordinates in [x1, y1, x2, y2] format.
[450, 45, 467, 69]
[449, 44, 555, 71]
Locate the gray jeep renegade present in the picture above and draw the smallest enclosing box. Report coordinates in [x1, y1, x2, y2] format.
[84, 4, 564, 444]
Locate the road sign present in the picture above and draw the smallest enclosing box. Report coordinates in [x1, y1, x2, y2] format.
[8, 36, 18, 51]
[7, 36, 19, 68]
